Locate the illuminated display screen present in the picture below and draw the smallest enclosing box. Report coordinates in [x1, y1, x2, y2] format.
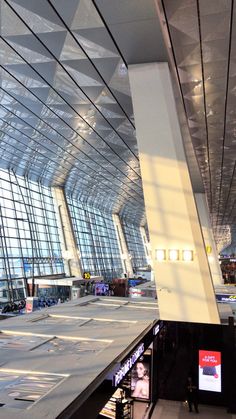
[130, 351, 151, 401]
[94, 283, 109, 296]
[199, 350, 221, 392]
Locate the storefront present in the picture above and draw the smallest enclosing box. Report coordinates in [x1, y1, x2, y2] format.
[0, 296, 235, 418]
[0, 296, 159, 419]
[98, 321, 163, 419]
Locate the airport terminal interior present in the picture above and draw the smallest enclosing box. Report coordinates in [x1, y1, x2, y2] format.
[0, 0, 236, 418]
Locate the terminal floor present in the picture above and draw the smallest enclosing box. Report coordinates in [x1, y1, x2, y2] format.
[150, 399, 236, 419]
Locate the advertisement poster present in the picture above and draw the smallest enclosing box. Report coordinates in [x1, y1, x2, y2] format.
[95, 283, 109, 296]
[25, 297, 38, 313]
[199, 350, 221, 392]
[130, 351, 151, 401]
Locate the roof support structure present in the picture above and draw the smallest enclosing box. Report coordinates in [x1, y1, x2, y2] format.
[129, 62, 220, 324]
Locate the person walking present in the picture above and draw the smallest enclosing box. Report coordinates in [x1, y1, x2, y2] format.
[186, 376, 199, 413]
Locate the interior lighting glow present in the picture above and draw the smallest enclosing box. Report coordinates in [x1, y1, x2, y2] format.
[155, 249, 166, 261]
[182, 250, 194, 262]
[168, 249, 179, 261]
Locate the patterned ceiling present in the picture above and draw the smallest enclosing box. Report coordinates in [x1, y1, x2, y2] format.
[161, 0, 236, 238]
[0, 0, 235, 237]
[0, 0, 145, 222]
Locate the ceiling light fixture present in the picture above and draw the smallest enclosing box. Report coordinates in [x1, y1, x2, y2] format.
[155, 249, 166, 261]
[168, 249, 179, 261]
[182, 250, 194, 262]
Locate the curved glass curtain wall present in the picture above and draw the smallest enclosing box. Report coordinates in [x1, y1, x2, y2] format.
[0, 169, 64, 304]
[121, 219, 147, 271]
[67, 197, 123, 281]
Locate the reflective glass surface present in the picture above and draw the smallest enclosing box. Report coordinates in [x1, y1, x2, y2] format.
[121, 219, 147, 270]
[67, 196, 123, 280]
[0, 169, 64, 303]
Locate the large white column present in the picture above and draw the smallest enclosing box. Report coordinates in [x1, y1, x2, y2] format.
[112, 214, 133, 277]
[129, 62, 220, 324]
[52, 187, 83, 277]
[195, 193, 223, 286]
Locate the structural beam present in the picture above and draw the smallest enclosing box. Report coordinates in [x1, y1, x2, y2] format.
[129, 62, 220, 324]
[113, 214, 133, 277]
[52, 187, 82, 277]
[195, 193, 223, 286]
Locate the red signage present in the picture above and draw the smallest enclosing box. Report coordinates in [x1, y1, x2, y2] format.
[199, 350, 221, 392]
[199, 350, 221, 368]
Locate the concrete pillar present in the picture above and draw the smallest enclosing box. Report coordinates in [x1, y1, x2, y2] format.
[195, 193, 223, 285]
[139, 226, 150, 260]
[112, 214, 133, 277]
[140, 226, 154, 277]
[129, 62, 220, 324]
[52, 187, 83, 277]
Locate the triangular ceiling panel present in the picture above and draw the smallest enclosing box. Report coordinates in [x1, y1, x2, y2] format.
[4, 63, 48, 86]
[109, 89, 133, 115]
[199, 0, 231, 16]
[204, 61, 229, 79]
[95, 88, 117, 105]
[17, 102, 44, 116]
[109, 74, 131, 97]
[205, 93, 226, 109]
[181, 81, 202, 95]
[1, 1, 31, 36]
[64, 65, 103, 87]
[73, 27, 119, 57]
[29, 87, 50, 102]
[48, 103, 75, 113]
[37, 32, 68, 60]
[178, 65, 202, 83]
[92, 57, 121, 84]
[107, 118, 127, 130]
[73, 32, 118, 59]
[164, 0, 193, 21]
[97, 103, 124, 118]
[202, 39, 230, 63]
[46, 89, 66, 105]
[70, 0, 103, 30]
[31, 61, 58, 84]
[188, 119, 202, 128]
[200, 12, 231, 42]
[167, 25, 199, 46]
[168, 6, 199, 42]
[50, 0, 80, 27]
[177, 44, 201, 67]
[0, 40, 24, 65]
[6, 44, 52, 66]
[7, 88, 38, 104]
[70, 104, 94, 116]
[59, 33, 86, 61]
[55, 83, 88, 104]
[206, 79, 227, 92]
[4, 34, 53, 60]
[62, 59, 103, 85]
[74, 86, 103, 102]
[8, 0, 65, 31]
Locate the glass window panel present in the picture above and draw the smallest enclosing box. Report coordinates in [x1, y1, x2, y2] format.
[67, 196, 123, 281]
[0, 169, 65, 303]
[121, 219, 147, 270]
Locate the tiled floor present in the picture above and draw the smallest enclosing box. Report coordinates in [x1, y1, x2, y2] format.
[151, 399, 236, 419]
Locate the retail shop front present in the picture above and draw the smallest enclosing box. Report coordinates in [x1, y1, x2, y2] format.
[0, 296, 159, 419]
[68, 320, 163, 419]
[99, 321, 162, 419]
